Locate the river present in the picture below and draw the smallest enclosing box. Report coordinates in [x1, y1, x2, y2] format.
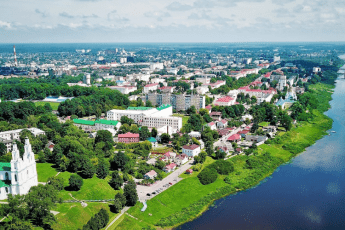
[178, 64, 345, 230]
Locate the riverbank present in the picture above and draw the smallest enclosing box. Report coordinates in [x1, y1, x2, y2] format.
[119, 82, 335, 229]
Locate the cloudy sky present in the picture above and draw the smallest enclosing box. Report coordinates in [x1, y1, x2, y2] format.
[0, 0, 344, 43]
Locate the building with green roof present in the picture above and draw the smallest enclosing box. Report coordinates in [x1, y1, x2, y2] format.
[127, 107, 153, 111]
[73, 119, 121, 131]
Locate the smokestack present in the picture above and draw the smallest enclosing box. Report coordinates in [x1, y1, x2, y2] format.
[13, 45, 18, 66]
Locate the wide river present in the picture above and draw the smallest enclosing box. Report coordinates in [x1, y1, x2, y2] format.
[179, 63, 345, 230]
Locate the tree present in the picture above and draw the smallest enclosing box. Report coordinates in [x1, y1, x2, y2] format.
[25, 184, 59, 227]
[47, 177, 64, 191]
[139, 126, 150, 141]
[110, 152, 129, 170]
[151, 127, 158, 138]
[155, 159, 166, 170]
[37, 150, 46, 163]
[81, 159, 96, 178]
[123, 180, 138, 206]
[109, 171, 123, 190]
[199, 151, 207, 163]
[188, 114, 203, 131]
[250, 123, 259, 133]
[160, 133, 171, 144]
[187, 105, 196, 114]
[95, 130, 114, 145]
[215, 149, 226, 159]
[0, 143, 7, 157]
[115, 193, 127, 207]
[145, 100, 153, 107]
[120, 116, 134, 126]
[192, 137, 200, 146]
[113, 199, 123, 213]
[69, 174, 83, 191]
[197, 168, 218, 185]
[96, 158, 109, 179]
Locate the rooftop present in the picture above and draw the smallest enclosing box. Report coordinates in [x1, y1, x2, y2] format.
[73, 119, 95, 126]
[0, 162, 11, 171]
[156, 104, 172, 111]
[127, 107, 153, 111]
[182, 144, 200, 150]
[95, 120, 119, 126]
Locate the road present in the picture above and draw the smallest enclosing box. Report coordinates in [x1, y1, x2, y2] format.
[136, 160, 193, 202]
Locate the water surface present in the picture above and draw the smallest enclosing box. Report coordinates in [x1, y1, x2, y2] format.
[179, 71, 345, 230]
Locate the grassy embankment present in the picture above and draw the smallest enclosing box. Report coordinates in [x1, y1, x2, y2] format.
[172, 114, 189, 126]
[34, 101, 60, 110]
[35, 163, 120, 229]
[121, 83, 334, 229]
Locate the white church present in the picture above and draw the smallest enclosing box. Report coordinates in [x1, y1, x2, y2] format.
[0, 138, 38, 200]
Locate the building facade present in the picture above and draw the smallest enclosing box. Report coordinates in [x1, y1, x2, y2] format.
[0, 138, 38, 200]
[146, 93, 205, 111]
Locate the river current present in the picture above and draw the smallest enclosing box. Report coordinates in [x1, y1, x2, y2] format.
[179, 63, 345, 230]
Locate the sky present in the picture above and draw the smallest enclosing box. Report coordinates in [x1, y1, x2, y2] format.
[0, 0, 344, 43]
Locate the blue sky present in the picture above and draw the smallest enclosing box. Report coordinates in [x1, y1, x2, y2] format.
[0, 0, 344, 43]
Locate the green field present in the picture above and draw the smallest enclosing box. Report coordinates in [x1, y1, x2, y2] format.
[36, 163, 59, 182]
[113, 215, 153, 230]
[57, 172, 120, 201]
[34, 101, 60, 110]
[258, 122, 269, 127]
[51, 202, 117, 230]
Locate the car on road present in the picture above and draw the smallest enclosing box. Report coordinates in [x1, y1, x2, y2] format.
[169, 182, 173, 185]
[152, 192, 156, 195]
[146, 193, 151, 196]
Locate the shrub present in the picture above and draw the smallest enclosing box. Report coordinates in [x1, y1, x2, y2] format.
[207, 160, 234, 175]
[191, 164, 202, 172]
[197, 168, 218, 185]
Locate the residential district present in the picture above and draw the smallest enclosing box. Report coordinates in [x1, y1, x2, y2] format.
[0, 43, 343, 229]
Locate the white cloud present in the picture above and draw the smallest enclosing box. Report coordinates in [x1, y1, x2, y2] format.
[0, 21, 11, 29]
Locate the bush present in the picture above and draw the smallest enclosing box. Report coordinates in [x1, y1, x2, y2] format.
[81, 208, 109, 230]
[207, 160, 234, 175]
[191, 164, 202, 172]
[197, 168, 218, 185]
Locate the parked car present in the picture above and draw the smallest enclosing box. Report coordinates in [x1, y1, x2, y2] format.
[146, 193, 151, 196]
[152, 192, 156, 195]
[169, 182, 173, 185]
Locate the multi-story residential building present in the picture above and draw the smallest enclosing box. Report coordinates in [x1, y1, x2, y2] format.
[146, 93, 205, 111]
[0, 138, 12, 153]
[0, 128, 45, 141]
[150, 63, 164, 70]
[144, 83, 159, 93]
[118, 132, 139, 143]
[107, 86, 137, 94]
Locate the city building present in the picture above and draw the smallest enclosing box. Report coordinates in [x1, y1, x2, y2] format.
[146, 93, 205, 111]
[144, 170, 157, 180]
[150, 63, 164, 71]
[0, 128, 45, 141]
[73, 119, 121, 131]
[118, 132, 139, 143]
[107, 85, 137, 94]
[0, 138, 38, 200]
[144, 83, 159, 93]
[214, 96, 236, 106]
[182, 144, 201, 157]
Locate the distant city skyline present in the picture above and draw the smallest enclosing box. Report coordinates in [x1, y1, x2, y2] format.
[0, 0, 344, 43]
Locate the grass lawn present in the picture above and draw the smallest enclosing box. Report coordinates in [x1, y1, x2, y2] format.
[51, 202, 117, 230]
[34, 101, 60, 110]
[258, 122, 269, 127]
[36, 163, 59, 182]
[57, 172, 120, 201]
[127, 176, 228, 225]
[113, 215, 154, 230]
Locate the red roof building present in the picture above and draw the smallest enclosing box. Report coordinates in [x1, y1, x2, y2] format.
[215, 96, 235, 106]
[118, 132, 140, 143]
[227, 134, 241, 142]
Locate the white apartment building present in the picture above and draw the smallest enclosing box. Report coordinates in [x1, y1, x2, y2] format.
[127, 73, 150, 82]
[107, 86, 137, 94]
[144, 83, 159, 93]
[0, 128, 45, 141]
[167, 68, 178, 75]
[150, 63, 164, 71]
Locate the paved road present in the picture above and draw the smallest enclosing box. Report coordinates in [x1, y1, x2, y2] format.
[105, 206, 130, 230]
[137, 160, 193, 202]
